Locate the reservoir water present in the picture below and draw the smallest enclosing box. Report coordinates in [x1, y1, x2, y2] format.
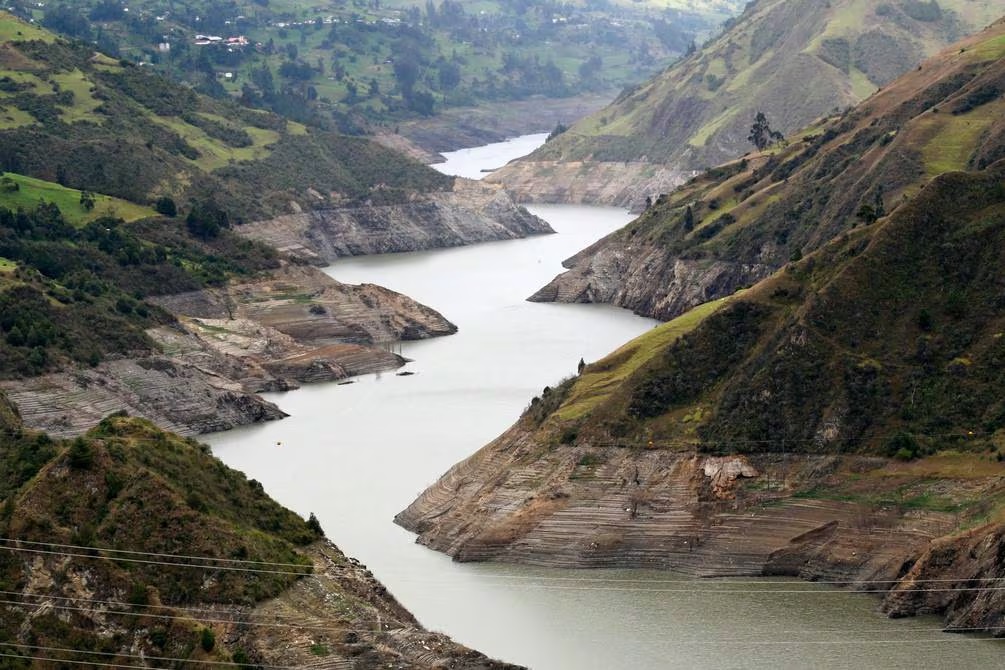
[206, 137, 1003, 668]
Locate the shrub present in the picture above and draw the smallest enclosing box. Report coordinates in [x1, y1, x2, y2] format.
[200, 627, 215, 652]
[154, 197, 177, 217]
[67, 437, 94, 469]
[886, 431, 920, 460]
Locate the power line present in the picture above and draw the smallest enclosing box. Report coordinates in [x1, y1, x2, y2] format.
[0, 641, 310, 669]
[7, 588, 1005, 636]
[0, 597, 405, 634]
[2, 593, 1003, 650]
[0, 545, 312, 576]
[371, 569, 1004, 586]
[0, 589, 404, 632]
[0, 537, 314, 569]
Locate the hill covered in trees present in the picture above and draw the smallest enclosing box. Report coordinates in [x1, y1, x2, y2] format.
[0, 10, 456, 220]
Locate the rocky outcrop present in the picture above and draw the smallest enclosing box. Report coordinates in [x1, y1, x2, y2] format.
[397, 424, 1005, 632]
[0, 356, 287, 438]
[6, 265, 457, 437]
[882, 525, 1005, 634]
[242, 542, 520, 669]
[238, 179, 553, 265]
[485, 160, 691, 210]
[530, 236, 773, 320]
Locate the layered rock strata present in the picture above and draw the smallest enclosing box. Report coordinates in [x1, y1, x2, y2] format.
[529, 236, 772, 320]
[238, 179, 553, 265]
[397, 427, 1005, 633]
[5, 265, 455, 437]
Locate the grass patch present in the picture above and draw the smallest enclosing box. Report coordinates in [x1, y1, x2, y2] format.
[968, 33, 1005, 62]
[918, 101, 1001, 176]
[0, 11, 54, 42]
[50, 70, 103, 123]
[847, 66, 876, 100]
[149, 116, 280, 171]
[555, 297, 731, 421]
[0, 172, 155, 225]
[0, 104, 34, 129]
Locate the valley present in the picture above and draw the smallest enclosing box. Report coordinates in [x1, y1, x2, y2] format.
[0, 0, 1003, 667]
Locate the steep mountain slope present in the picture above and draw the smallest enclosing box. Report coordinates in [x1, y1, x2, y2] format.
[488, 0, 1003, 207]
[0, 411, 515, 667]
[0, 10, 549, 244]
[398, 158, 1005, 633]
[531, 18, 1005, 320]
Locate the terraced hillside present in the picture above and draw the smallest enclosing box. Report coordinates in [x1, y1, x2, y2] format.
[531, 17, 1005, 321]
[488, 0, 1003, 207]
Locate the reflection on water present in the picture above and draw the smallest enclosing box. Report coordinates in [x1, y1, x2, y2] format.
[206, 138, 1003, 669]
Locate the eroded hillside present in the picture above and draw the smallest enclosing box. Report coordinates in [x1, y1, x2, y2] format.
[0, 411, 517, 667]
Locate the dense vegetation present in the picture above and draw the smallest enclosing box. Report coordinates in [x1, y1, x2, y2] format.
[0, 201, 279, 378]
[0, 15, 453, 219]
[4, 0, 738, 127]
[0, 410, 323, 665]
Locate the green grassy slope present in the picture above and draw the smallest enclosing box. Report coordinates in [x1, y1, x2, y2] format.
[0, 172, 154, 225]
[533, 160, 1005, 458]
[530, 0, 1002, 171]
[0, 11, 451, 220]
[519, 19, 1005, 457]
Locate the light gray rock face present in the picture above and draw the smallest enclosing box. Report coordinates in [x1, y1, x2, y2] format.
[237, 180, 553, 264]
[485, 160, 691, 211]
[6, 265, 457, 438]
[530, 235, 773, 321]
[0, 357, 287, 438]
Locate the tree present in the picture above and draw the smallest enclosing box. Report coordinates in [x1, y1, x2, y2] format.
[79, 190, 95, 211]
[747, 112, 784, 151]
[154, 196, 177, 217]
[186, 201, 229, 240]
[683, 205, 695, 232]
